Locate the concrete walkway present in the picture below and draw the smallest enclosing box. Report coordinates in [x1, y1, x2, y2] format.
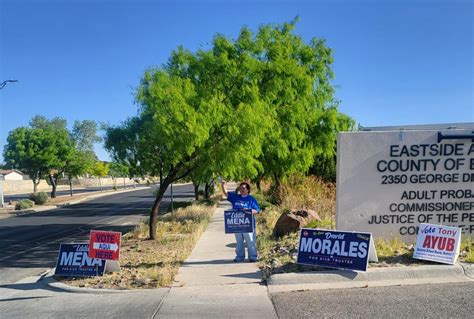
[156, 201, 277, 318]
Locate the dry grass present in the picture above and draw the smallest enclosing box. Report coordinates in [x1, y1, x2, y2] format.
[58, 203, 216, 289]
[460, 237, 474, 263]
[280, 175, 336, 222]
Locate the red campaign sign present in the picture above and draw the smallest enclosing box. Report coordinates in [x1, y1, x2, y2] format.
[88, 230, 121, 261]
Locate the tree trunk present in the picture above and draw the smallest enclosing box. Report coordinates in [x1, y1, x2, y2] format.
[256, 178, 261, 192]
[49, 175, 57, 198]
[98, 177, 102, 191]
[123, 177, 126, 189]
[159, 162, 163, 186]
[193, 183, 199, 200]
[149, 180, 170, 240]
[69, 176, 73, 196]
[273, 173, 283, 205]
[204, 182, 210, 200]
[33, 179, 39, 193]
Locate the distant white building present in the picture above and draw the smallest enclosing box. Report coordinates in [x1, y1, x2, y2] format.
[0, 169, 25, 181]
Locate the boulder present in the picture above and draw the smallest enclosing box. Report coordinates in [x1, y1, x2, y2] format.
[272, 209, 321, 238]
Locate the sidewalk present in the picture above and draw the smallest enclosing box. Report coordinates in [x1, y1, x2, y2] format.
[155, 200, 278, 318]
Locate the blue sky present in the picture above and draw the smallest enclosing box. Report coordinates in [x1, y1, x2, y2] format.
[1, 0, 472, 162]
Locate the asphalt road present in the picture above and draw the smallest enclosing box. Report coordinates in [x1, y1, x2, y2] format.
[271, 282, 474, 318]
[0, 184, 195, 285]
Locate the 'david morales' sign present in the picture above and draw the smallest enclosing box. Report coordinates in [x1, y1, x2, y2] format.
[413, 223, 461, 265]
[297, 229, 372, 272]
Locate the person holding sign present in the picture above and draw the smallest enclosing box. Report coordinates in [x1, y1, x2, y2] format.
[221, 181, 261, 262]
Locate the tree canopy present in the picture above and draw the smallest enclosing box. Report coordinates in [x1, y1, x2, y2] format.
[3, 116, 101, 196]
[106, 20, 353, 239]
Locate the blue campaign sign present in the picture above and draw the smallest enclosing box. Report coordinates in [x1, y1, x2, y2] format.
[54, 243, 106, 277]
[297, 228, 371, 272]
[224, 209, 254, 233]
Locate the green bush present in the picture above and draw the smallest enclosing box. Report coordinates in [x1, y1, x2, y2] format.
[29, 192, 49, 205]
[15, 199, 34, 210]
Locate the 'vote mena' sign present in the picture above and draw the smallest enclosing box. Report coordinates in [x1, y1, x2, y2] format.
[224, 209, 254, 233]
[413, 223, 461, 265]
[297, 229, 372, 272]
[55, 243, 105, 277]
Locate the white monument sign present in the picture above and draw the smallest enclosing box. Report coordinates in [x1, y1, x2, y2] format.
[336, 124, 474, 242]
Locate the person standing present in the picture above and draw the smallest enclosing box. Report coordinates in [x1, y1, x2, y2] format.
[221, 181, 260, 262]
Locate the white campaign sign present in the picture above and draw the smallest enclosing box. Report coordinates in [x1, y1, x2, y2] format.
[336, 127, 474, 242]
[413, 223, 461, 265]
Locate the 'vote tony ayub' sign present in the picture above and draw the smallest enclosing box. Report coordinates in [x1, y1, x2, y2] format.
[413, 223, 461, 265]
[297, 229, 371, 272]
[88, 230, 121, 260]
[224, 209, 254, 233]
[55, 243, 105, 277]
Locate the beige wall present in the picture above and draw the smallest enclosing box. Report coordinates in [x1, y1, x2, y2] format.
[3, 177, 138, 194]
[4, 172, 24, 181]
[3, 180, 50, 193]
[77, 177, 135, 187]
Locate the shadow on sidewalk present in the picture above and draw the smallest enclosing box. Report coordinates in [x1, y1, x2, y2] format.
[222, 272, 261, 280]
[181, 259, 235, 266]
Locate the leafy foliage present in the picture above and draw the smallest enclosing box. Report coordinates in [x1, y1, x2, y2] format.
[92, 161, 109, 178]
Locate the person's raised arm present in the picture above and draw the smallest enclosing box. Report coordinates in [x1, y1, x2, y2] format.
[220, 180, 228, 198]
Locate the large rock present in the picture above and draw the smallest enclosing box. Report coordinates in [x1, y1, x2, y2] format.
[272, 209, 321, 238]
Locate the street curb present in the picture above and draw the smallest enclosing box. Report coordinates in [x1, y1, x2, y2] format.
[267, 263, 474, 293]
[41, 271, 170, 294]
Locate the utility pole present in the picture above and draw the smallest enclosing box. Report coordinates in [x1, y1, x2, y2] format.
[0, 174, 4, 208]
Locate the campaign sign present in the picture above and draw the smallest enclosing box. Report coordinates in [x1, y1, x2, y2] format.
[55, 243, 105, 277]
[297, 229, 371, 272]
[224, 209, 254, 233]
[413, 223, 461, 265]
[89, 230, 121, 260]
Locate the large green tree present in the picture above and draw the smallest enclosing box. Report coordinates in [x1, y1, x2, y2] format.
[91, 161, 109, 191]
[109, 161, 130, 189]
[64, 150, 96, 195]
[3, 127, 50, 192]
[29, 116, 75, 198]
[106, 20, 353, 238]
[3, 116, 95, 197]
[65, 119, 101, 195]
[72, 120, 102, 152]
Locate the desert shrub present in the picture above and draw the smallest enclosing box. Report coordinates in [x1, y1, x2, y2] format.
[29, 192, 48, 205]
[15, 199, 34, 210]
